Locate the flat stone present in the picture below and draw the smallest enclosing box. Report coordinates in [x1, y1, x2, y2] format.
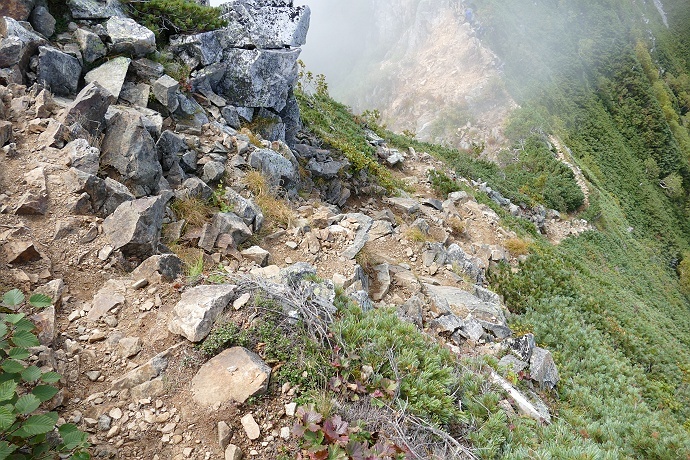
[86, 279, 126, 322]
[118, 336, 142, 358]
[218, 421, 232, 449]
[233, 292, 251, 310]
[424, 284, 507, 326]
[111, 349, 171, 391]
[192, 347, 271, 405]
[85, 57, 131, 99]
[240, 413, 260, 440]
[430, 313, 464, 334]
[225, 444, 243, 460]
[168, 284, 236, 342]
[386, 197, 419, 214]
[241, 246, 269, 266]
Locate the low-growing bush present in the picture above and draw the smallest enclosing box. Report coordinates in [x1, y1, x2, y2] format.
[0, 289, 90, 459]
[123, 0, 227, 44]
[428, 170, 461, 197]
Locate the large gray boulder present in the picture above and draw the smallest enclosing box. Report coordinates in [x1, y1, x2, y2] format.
[103, 195, 167, 258]
[0, 17, 46, 71]
[220, 48, 300, 111]
[198, 212, 252, 251]
[529, 347, 559, 390]
[37, 46, 82, 96]
[101, 107, 162, 197]
[248, 148, 299, 192]
[0, 0, 36, 21]
[168, 284, 236, 342]
[220, 3, 310, 49]
[223, 188, 263, 232]
[84, 56, 131, 99]
[68, 0, 124, 19]
[105, 17, 155, 57]
[74, 28, 107, 63]
[67, 168, 134, 217]
[61, 82, 116, 132]
[152, 75, 180, 113]
[156, 130, 186, 172]
[424, 283, 507, 326]
[29, 6, 56, 37]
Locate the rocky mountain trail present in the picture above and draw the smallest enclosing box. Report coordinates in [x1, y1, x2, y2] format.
[0, 1, 576, 458]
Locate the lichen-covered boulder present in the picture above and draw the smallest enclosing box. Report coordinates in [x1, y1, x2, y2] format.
[106, 16, 155, 57]
[37, 46, 82, 96]
[248, 148, 299, 192]
[68, 0, 124, 19]
[221, 3, 310, 49]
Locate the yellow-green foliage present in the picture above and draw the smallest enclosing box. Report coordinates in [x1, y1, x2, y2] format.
[242, 170, 295, 229]
[504, 237, 530, 256]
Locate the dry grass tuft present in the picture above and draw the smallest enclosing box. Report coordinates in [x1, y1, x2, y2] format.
[405, 227, 429, 244]
[240, 127, 263, 148]
[505, 237, 530, 256]
[447, 216, 466, 236]
[171, 197, 213, 228]
[243, 170, 295, 230]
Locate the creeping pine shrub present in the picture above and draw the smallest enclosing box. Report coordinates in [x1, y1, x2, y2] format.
[0, 289, 90, 459]
[332, 306, 462, 425]
[428, 170, 461, 197]
[123, 0, 227, 44]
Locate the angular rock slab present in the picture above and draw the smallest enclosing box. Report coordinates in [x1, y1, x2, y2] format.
[37, 46, 81, 96]
[248, 148, 299, 192]
[219, 48, 300, 111]
[105, 16, 155, 57]
[191, 347, 270, 405]
[85, 56, 131, 99]
[529, 347, 559, 390]
[424, 284, 507, 326]
[103, 196, 166, 259]
[62, 82, 116, 133]
[168, 284, 236, 342]
[101, 106, 162, 196]
[75, 28, 107, 63]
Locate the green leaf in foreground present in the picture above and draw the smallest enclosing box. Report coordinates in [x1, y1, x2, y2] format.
[28, 295, 52, 308]
[21, 366, 41, 383]
[2, 290, 24, 307]
[15, 412, 58, 437]
[32, 385, 58, 403]
[15, 394, 41, 415]
[1, 359, 25, 374]
[0, 406, 15, 430]
[0, 381, 17, 402]
[0, 441, 17, 460]
[39, 372, 61, 384]
[11, 331, 39, 348]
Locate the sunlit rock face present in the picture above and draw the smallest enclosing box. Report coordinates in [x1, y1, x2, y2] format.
[302, 0, 516, 156]
[171, 1, 309, 111]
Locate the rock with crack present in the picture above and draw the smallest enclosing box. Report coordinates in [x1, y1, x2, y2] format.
[168, 284, 236, 342]
[248, 148, 299, 193]
[101, 106, 162, 196]
[529, 347, 559, 390]
[105, 17, 155, 56]
[86, 279, 126, 322]
[191, 347, 271, 405]
[199, 212, 252, 251]
[175, 177, 214, 202]
[15, 166, 48, 215]
[223, 188, 264, 232]
[341, 213, 373, 260]
[67, 168, 134, 217]
[84, 57, 131, 99]
[103, 196, 167, 259]
[424, 283, 507, 326]
[63, 139, 100, 175]
[111, 348, 173, 391]
[68, 0, 124, 19]
[0, 17, 46, 73]
[74, 28, 107, 63]
[61, 82, 116, 133]
[37, 46, 81, 96]
[131, 254, 183, 283]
